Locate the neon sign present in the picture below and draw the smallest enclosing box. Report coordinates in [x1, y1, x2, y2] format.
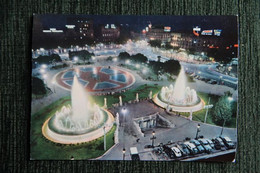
[214, 29, 222, 36]
[193, 26, 201, 36]
[201, 30, 213, 35]
[164, 26, 171, 32]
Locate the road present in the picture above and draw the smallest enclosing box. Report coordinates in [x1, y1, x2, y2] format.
[181, 62, 238, 89]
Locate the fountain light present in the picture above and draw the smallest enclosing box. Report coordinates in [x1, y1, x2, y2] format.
[40, 68, 45, 74]
[41, 64, 47, 69]
[154, 67, 204, 112]
[42, 74, 47, 79]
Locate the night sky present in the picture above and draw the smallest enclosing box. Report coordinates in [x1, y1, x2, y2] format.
[36, 14, 238, 39]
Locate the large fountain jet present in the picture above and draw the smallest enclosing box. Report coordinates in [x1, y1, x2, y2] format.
[49, 73, 104, 135]
[172, 67, 187, 103]
[71, 75, 91, 122]
[160, 66, 199, 106]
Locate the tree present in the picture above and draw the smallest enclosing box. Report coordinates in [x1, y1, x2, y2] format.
[213, 95, 233, 126]
[68, 50, 94, 64]
[33, 54, 62, 65]
[149, 40, 162, 47]
[163, 59, 181, 75]
[118, 52, 131, 60]
[131, 53, 148, 63]
[32, 77, 46, 96]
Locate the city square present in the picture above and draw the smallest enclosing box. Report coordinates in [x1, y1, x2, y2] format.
[31, 15, 238, 161]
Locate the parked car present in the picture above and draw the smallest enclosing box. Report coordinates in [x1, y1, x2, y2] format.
[220, 136, 236, 149]
[213, 137, 225, 150]
[171, 147, 182, 158]
[198, 139, 213, 153]
[190, 139, 205, 153]
[176, 144, 190, 156]
[205, 139, 215, 149]
[184, 141, 198, 155]
[162, 145, 175, 159]
[130, 147, 140, 161]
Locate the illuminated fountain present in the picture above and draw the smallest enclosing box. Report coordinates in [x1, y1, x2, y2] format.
[153, 67, 204, 112]
[42, 72, 114, 144]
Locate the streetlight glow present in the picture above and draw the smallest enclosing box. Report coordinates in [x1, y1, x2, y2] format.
[40, 69, 45, 73]
[73, 57, 79, 62]
[228, 97, 233, 102]
[41, 64, 47, 69]
[43, 74, 47, 79]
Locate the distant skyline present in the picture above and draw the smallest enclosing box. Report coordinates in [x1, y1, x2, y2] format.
[35, 15, 238, 39]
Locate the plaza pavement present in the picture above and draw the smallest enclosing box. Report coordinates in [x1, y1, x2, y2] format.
[100, 100, 237, 160]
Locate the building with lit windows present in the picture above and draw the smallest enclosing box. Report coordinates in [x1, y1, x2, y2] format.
[99, 24, 120, 42]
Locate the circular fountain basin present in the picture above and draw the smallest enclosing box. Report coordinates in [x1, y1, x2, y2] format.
[42, 109, 114, 144]
[153, 93, 205, 112]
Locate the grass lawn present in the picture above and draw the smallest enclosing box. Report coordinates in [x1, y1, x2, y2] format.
[30, 97, 116, 160]
[179, 92, 237, 128]
[93, 84, 162, 108]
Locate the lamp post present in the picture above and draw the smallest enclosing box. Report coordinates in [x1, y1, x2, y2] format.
[195, 124, 200, 139]
[220, 120, 226, 136]
[103, 125, 106, 151]
[150, 130, 156, 147]
[122, 148, 126, 160]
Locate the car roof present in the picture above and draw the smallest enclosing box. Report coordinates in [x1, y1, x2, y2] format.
[171, 147, 180, 152]
[130, 147, 138, 154]
[223, 136, 232, 141]
[198, 139, 208, 143]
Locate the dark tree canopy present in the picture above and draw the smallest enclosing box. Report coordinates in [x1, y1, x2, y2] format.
[149, 40, 162, 47]
[118, 52, 131, 60]
[32, 77, 46, 95]
[131, 53, 148, 63]
[163, 59, 181, 75]
[33, 54, 62, 65]
[68, 50, 94, 61]
[213, 95, 233, 125]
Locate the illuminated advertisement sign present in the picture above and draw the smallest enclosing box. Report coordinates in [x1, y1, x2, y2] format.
[111, 24, 116, 29]
[201, 30, 213, 35]
[193, 26, 201, 36]
[193, 27, 222, 36]
[164, 26, 171, 32]
[214, 29, 222, 36]
[65, 25, 75, 29]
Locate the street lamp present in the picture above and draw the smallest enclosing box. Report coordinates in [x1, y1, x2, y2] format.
[73, 56, 78, 62]
[122, 148, 126, 160]
[228, 97, 233, 102]
[40, 68, 45, 74]
[150, 130, 156, 147]
[41, 64, 47, 69]
[195, 124, 200, 139]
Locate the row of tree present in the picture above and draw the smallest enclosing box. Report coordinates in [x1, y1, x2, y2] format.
[68, 50, 94, 63]
[118, 52, 181, 76]
[32, 54, 62, 65]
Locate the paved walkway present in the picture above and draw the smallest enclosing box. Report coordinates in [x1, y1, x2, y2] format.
[100, 100, 236, 160]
